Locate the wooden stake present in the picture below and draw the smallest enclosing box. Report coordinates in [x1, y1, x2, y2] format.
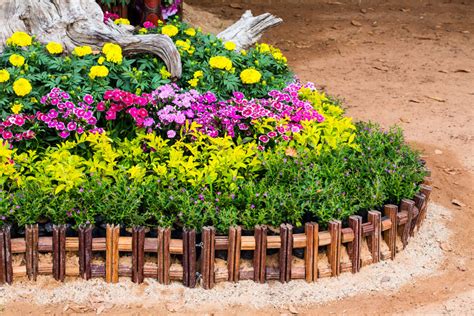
[399, 199, 415, 248]
[234, 226, 241, 282]
[132, 226, 145, 284]
[201, 227, 211, 289]
[312, 223, 319, 281]
[412, 194, 426, 236]
[163, 228, 171, 285]
[348, 216, 362, 273]
[279, 224, 288, 283]
[208, 227, 216, 289]
[259, 226, 267, 283]
[0, 228, 5, 284]
[285, 224, 293, 282]
[383, 205, 398, 259]
[183, 228, 196, 288]
[112, 225, 120, 283]
[4, 226, 12, 284]
[328, 221, 341, 277]
[416, 185, 433, 230]
[368, 211, 381, 263]
[25, 224, 39, 281]
[227, 227, 236, 282]
[304, 222, 314, 282]
[253, 225, 262, 282]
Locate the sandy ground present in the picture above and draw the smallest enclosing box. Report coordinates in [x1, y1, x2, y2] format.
[2, 0, 474, 314]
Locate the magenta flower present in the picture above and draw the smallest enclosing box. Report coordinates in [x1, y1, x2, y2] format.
[167, 130, 176, 139]
[83, 94, 94, 105]
[67, 122, 77, 131]
[2, 131, 12, 139]
[97, 102, 106, 112]
[143, 21, 154, 29]
[259, 135, 270, 143]
[59, 130, 70, 139]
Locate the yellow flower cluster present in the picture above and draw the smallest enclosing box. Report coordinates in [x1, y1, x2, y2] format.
[162, 25, 179, 37]
[46, 42, 63, 55]
[188, 70, 203, 88]
[73, 46, 93, 57]
[138, 28, 148, 34]
[11, 103, 23, 114]
[240, 68, 262, 84]
[6, 32, 32, 47]
[160, 66, 171, 79]
[13, 78, 32, 97]
[224, 41, 236, 51]
[184, 28, 196, 37]
[257, 43, 288, 64]
[114, 18, 130, 25]
[9, 54, 25, 67]
[102, 43, 123, 64]
[175, 39, 195, 55]
[209, 56, 233, 71]
[89, 65, 109, 79]
[0, 69, 10, 83]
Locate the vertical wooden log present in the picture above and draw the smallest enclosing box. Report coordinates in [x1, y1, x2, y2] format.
[253, 225, 262, 282]
[183, 228, 196, 288]
[3, 226, 12, 284]
[259, 226, 267, 283]
[234, 226, 241, 282]
[157, 227, 164, 283]
[209, 227, 215, 289]
[112, 225, 120, 283]
[304, 222, 314, 282]
[163, 228, 171, 285]
[59, 225, 66, 281]
[279, 224, 288, 283]
[312, 223, 319, 281]
[383, 205, 398, 259]
[348, 216, 362, 273]
[368, 211, 381, 263]
[0, 228, 5, 284]
[400, 199, 415, 248]
[201, 227, 210, 289]
[416, 185, 433, 230]
[411, 194, 426, 236]
[132, 227, 145, 283]
[84, 225, 93, 280]
[285, 224, 293, 282]
[132, 228, 138, 282]
[52, 225, 60, 281]
[25, 224, 39, 281]
[105, 224, 113, 283]
[227, 227, 236, 282]
[328, 221, 341, 277]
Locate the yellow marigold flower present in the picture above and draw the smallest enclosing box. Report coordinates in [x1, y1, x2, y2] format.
[11, 103, 23, 114]
[6, 32, 32, 47]
[98, 56, 105, 65]
[176, 39, 191, 51]
[9, 54, 25, 67]
[102, 43, 123, 64]
[161, 25, 179, 37]
[258, 43, 270, 53]
[241, 49, 247, 56]
[102, 43, 120, 55]
[0, 69, 11, 83]
[209, 56, 233, 71]
[30, 97, 38, 103]
[46, 42, 63, 55]
[224, 41, 236, 51]
[89, 65, 109, 79]
[13, 78, 32, 97]
[188, 78, 199, 87]
[114, 18, 130, 25]
[160, 66, 171, 79]
[184, 28, 196, 37]
[240, 68, 262, 84]
[193, 70, 203, 79]
[73, 46, 93, 57]
[138, 28, 148, 34]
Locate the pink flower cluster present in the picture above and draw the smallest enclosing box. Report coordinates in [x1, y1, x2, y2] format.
[162, 0, 182, 20]
[0, 114, 35, 142]
[37, 89, 103, 139]
[101, 83, 324, 145]
[103, 11, 119, 23]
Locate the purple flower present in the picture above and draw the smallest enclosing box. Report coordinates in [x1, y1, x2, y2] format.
[59, 130, 70, 139]
[83, 94, 94, 105]
[67, 122, 77, 131]
[167, 130, 176, 138]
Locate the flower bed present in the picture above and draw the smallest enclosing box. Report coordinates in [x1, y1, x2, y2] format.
[0, 18, 430, 287]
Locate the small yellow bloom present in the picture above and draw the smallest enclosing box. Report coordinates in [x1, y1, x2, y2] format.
[13, 78, 32, 97]
[6, 32, 32, 47]
[224, 41, 236, 51]
[193, 70, 203, 79]
[209, 56, 233, 71]
[102, 43, 123, 64]
[30, 97, 38, 103]
[184, 28, 196, 37]
[161, 25, 179, 37]
[73, 46, 93, 57]
[160, 66, 171, 79]
[11, 103, 23, 114]
[258, 43, 270, 53]
[241, 49, 247, 56]
[138, 28, 148, 34]
[46, 42, 63, 55]
[98, 56, 105, 65]
[114, 18, 131, 25]
[89, 65, 109, 79]
[240, 68, 262, 84]
[9, 54, 25, 67]
[188, 78, 199, 87]
[0, 69, 11, 83]
[176, 39, 191, 52]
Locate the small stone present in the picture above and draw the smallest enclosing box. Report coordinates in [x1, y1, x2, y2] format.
[439, 242, 452, 252]
[288, 304, 299, 314]
[351, 20, 362, 27]
[229, 3, 243, 9]
[360, 8, 367, 14]
[96, 306, 105, 315]
[381, 276, 391, 283]
[434, 149, 443, 155]
[451, 199, 466, 207]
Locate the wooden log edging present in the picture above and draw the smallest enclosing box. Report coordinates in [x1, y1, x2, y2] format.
[1, 182, 434, 288]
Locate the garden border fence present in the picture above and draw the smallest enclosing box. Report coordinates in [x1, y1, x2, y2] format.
[0, 177, 433, 289]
